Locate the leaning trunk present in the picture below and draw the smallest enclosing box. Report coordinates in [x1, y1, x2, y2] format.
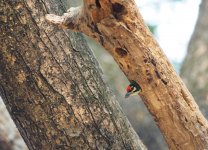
[0, 0, 145, 149]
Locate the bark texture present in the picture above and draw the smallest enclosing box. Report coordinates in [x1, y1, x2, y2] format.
[0, 98, 28, 150]
[46, 0, 208, 149]
[0, 0, 146, 149]
[181, 0, 208, 118]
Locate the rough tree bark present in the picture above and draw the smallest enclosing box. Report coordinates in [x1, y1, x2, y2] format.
[0, 0, 146, 149]
[46, 0, 208, 149]
[181, 0, 208, 118]
[0, 98, 28, 150]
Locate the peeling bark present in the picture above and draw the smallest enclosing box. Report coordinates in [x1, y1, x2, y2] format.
[46, 0, 208, 149]
[0, 0, 146, 149]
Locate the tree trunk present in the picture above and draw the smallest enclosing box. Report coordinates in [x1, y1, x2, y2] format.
[180, 0, 208, 118]
[0, 98, 28, 150]
[46, 0, 208, 149]
[0, 0, 146, 149]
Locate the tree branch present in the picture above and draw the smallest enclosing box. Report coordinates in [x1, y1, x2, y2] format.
[46, 0, 208, 149]
[46, 6, 82, 29]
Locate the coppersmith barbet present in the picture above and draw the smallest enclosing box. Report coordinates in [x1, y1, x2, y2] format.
[125, 80, 141, 98]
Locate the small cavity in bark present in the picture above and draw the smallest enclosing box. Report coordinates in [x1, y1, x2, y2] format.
[115, 48, 127, 57]
[119, 62, 124, 67]
[127, 64, 131, 69]
[112, 3, 126, 20]
[112, 3, 125, 13]
[151, 58, 157, 66]
[155, 70, 161, 79]
[96, 0, 101, 8]
[161, 79, 168, 85]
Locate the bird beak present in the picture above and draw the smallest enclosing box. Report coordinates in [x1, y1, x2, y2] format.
[125, 92, 132, 98]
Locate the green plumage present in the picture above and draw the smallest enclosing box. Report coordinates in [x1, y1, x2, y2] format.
[129, 80, 141, 92]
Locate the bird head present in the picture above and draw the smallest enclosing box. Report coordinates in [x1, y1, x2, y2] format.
[125, 80, 141, 98]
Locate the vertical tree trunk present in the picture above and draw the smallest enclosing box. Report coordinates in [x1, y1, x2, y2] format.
[0, 0, 146, 149]
[181, 0, 208, 118]
[46, 0, 208, 149]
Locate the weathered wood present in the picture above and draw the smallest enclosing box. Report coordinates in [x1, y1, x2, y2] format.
[0, 0, 146, 149]
[46, 0, 208, 149]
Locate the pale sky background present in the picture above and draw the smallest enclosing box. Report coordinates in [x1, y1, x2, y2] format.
[136, 0, 201, 62]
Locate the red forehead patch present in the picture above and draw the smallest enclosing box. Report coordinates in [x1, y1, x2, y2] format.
[126, 86, 131, 92]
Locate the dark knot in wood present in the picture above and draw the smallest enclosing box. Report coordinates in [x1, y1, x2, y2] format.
[115, 48, 128, 57]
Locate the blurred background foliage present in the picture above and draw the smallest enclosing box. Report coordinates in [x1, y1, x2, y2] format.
[0, 0, 206, 150]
